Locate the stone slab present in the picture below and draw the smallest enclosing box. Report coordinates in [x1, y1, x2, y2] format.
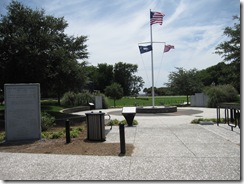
[95, 96, 103, 109]
[4, 84, 41, 141]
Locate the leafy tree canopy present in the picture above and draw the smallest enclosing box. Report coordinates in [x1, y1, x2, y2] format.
[104, 82, 123, 107]
[165, 67, 204, 104]
[86, 62, 144, 97]
[214, 15, 240, 92]
[215, 16, 240, 65]
[0, 1, 88, 101]
[114, 62, 144, 96]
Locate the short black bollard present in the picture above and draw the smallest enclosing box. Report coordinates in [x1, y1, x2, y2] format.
[119, 123, 126, 155]
[65, 119, 71, 143]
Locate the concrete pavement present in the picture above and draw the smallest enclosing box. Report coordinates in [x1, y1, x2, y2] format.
[0, 107, 241, 180]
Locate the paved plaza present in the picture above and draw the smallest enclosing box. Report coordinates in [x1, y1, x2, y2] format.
[0, 107, 241, 180]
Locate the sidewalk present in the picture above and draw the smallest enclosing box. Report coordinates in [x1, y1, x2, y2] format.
[0, 107, 240, 180]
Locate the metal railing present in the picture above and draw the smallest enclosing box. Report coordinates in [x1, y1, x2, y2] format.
[217, 103, 240, 131]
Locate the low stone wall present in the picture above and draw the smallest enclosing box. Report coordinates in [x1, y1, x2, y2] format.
[55, 106, 90, 125]
[55, 116, 86, 125]
[136, 106, 177, 113]
[61, 106, 90, 114]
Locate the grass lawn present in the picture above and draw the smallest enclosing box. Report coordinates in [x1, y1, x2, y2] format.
[107, 96, 189, 107]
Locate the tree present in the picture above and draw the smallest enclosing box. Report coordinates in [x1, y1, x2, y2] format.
[85, 65, 99, 92]
[215, 16, 240, 92]
[0, 1, 88, 102]
[215, 16, 240, 64]
[143, 87, 157, 96]
[114, 62, 144, 96]
[114, 62, 136, 96]
[96, 63, 113, 93]
[104, 82, 123, 107]
[130, 76, 144, 97]
[197, 62, 231, 87]
[85, 63, 113, 93]
[165, 67, 203, 104]
[143, 87, 172, 96]
[156, 87, 172, 96]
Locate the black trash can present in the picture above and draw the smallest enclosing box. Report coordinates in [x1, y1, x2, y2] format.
[85, 111, 105, 141]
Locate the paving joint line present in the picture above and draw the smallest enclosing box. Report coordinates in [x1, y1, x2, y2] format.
[167, 125, 198, 158]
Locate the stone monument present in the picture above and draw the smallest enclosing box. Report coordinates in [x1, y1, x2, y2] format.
[4, 84, 41, 141]
[95, 96, 103, 109]
[190, 93, 209, 107]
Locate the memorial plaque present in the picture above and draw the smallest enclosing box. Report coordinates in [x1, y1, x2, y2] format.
[122, 107, 136, 126]
[4, 84, 41, 141]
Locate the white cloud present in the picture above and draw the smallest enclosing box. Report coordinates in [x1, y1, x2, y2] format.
[164, 0, 187, 26]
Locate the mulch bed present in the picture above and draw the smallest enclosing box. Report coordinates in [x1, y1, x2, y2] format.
[0, 124, 134, 156]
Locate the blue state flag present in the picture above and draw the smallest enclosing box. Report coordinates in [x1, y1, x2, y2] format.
[139, 45, 152, 54]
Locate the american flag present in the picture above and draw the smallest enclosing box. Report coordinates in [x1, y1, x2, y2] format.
[150, 11, 165, 25]
[164, 45, 175, 53]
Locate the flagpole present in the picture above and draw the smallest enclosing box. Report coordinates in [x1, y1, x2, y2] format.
[150, 9, 155, 108]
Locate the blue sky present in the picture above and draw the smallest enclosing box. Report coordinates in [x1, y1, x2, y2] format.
[0, 0, 241, 89]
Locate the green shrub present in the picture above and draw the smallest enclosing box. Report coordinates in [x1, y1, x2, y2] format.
[41, 112, 55, 131]
[61, 91, 109, 109]
[70, 130, 79, 138]
[132, 119, 139, 125]
[42, 127, 83, 139]
[50, 131, 63, 139]
[61, 91, 77, 107]
[70, 127, 83, 138]
[108, 119, 120, 126]
[99, 93, 109, 109]
[0, 132, 5, 142]
[121, 119, 138, 126]
[108, 119, 139, 126]
[191, 118, 224, 124]
[204, 85, 239, 108]
[41, 131, 54, 139]
[41, 132, 49, 139]
[61, 91, 94, 107]
[75, 92, 93, 106]
[41, 131, 58, 139]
